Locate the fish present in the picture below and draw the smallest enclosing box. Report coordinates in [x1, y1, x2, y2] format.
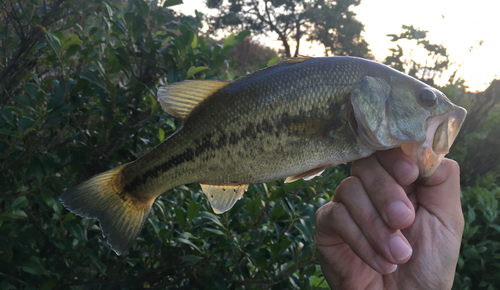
[60, 56, 466, 255]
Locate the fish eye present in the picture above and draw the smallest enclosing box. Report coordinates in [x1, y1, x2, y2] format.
[419, 89, 437, 108]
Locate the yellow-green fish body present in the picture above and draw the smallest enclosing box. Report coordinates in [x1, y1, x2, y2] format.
[61, 56, 466, 254]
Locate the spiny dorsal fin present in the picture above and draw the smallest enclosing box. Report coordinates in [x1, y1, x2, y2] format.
[157, 80, 230, 121]
[200, 184, 249, 214]
[285, 166, 329, 183]
[283, 55, 312, 64]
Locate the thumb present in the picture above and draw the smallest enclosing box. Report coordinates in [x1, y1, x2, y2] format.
[416, 158, 464, 235]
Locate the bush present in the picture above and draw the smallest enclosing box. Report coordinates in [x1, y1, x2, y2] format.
[454, 175, 500, 290]
[2, 0, 500, 288]
[0, 0, 342, 288]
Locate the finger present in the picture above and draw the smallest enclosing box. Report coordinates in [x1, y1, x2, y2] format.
[417, 158, 464, 235]
[315, 199, 398, 275]
[375, 148, 419, 186]
[334, 177, 413, 265]
[351, 153, 415, 230]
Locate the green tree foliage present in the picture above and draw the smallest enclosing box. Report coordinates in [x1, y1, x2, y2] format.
[228, 37, 280, 76]
[448, 80, 500, 185]
[0, 0, 341, 288]
[205, 0, 370, 58]
[384, 24, 450, 84]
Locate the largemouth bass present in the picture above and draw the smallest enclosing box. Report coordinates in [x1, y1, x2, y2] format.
[61, 56, 466, 255]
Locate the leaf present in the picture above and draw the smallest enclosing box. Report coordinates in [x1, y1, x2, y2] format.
[61, 34, 83, 51]
[259, 247, 271, 259]
[175, 208, 186, 228]
[158, 127, 165, 142]
[45, 32, 61, 55]
[223, 33, 235, 48]
[187, 200, 201, 221]
[148, 217, 160, 234]
[21, 257, 45, 275]
[182, 255, 202, 264]
[203, 227, 224, 236]
[23, 84, 38, 99]
[47, 80, 65, 111]
[41, 279, 57, 290]
[131, 0, 149, 19]
[163, 0, 183, 7]
[198, 211, 223, 227]
[270, 204, 284, 221]
[5, 210, 27, 219]
[77, 71, 109, 92]
[304, 264, 316, 276]
[489, 224, 500, 232]
[269, 188, 287, 201]
[186, 66, 207, 79]
[103, 2, 113, 17]
[235, 30, 251, 43]
[17, 117, 33, 132]
[65, 220, 88, 241]
[267, 57, 279, 67]
[112, 16, 128, 36]
[0, 129, 20, 138]
[177, 238, 202, 253]
[15, 94, 34, 109]
[41, 189, 62, 215]
[295, 218, 313, 240]
[191, 33, 198, 48]
[30, 157, 44, 181]
[11, 196, 28, 210]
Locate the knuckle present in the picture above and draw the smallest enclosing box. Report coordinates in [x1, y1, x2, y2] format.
[329, 202, 348, 224]
[351, 155, 376, 175]
[334, 176, 361, 201]
[368, 178, 396, 196]
[446, 158, 460, 175]
[367, 208, 384, 227]
[315, 201, 344, 225]
[351, 227, 364, 244]
[314, 201, 329, 221]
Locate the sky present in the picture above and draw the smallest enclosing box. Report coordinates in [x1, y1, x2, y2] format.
[173, 0, 500, 92]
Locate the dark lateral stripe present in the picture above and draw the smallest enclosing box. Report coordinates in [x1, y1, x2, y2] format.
[124, 119, 276, 193]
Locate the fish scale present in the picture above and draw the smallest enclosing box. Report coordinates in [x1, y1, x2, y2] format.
[60, 56, 466, 255]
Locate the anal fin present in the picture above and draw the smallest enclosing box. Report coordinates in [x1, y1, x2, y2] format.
[285, 166, 329, 183]
[200, 184, 249, 214]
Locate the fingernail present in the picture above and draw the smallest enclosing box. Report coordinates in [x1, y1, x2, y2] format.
[394, 160, 416, 184]
[375, 255, 398, 274]
[389, 236, 412, 262]
[387, 201, 411, 226]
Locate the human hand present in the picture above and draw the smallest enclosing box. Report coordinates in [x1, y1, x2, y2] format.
[314, 148, 464, 290]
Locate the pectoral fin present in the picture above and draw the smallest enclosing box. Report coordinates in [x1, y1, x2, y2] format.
[200, 184, 249, 214]
[285, 166, 329, 183]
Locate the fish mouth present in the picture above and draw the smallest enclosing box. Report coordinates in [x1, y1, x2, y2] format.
[401, 106, 467, 182]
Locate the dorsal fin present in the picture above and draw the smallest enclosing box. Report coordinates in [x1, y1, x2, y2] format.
[282, 55, 312, 64]
[200, 184, 249, 214]
[157, 80, 230, 121]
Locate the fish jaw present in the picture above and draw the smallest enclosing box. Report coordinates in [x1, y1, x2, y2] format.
[401, 105, 467, 181]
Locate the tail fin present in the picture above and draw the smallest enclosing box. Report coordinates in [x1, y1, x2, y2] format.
[60, 165, 155, 255]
